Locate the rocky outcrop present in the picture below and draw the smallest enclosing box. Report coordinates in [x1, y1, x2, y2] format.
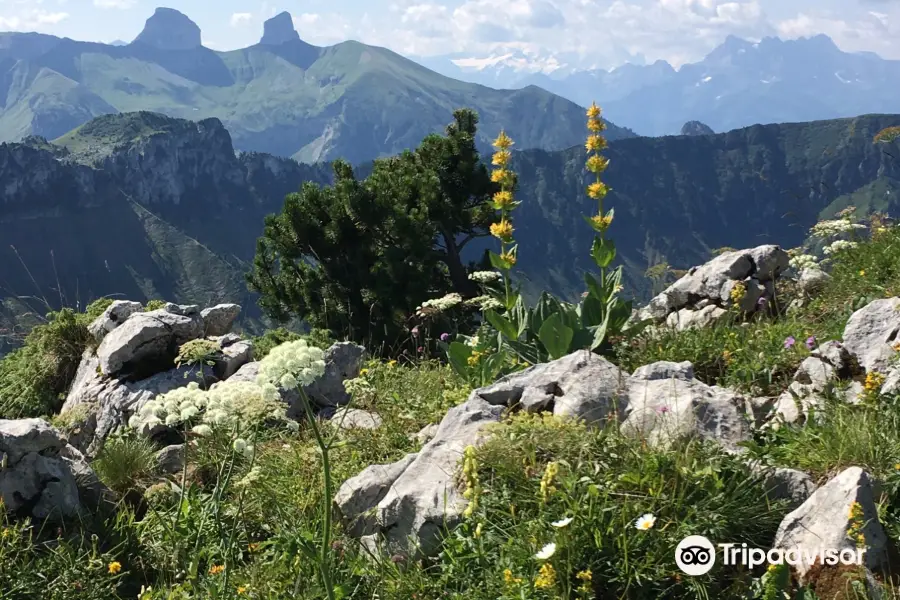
[842, 297, 900, 373]
[331, 408, 383, 431]
[88, 300, 143, 342]
[680, 121, 715, 136]
[335, 397, 505, 557]
[772, 341, 859, 424]
[133, 8, 202, 50]
[772, 467, 890, 581]
[0, 419, 107, 519]
[336, 351, 763, 558]
[58, 302, 249, 456]
[621, 361, 753, 452]
[301, 342, 367, 409]
[260, 12, 300, 45]
[201, 304, 242, 337]
[636, 245, 790, 328]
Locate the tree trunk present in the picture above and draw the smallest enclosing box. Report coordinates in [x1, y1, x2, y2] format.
[440, 229, 477, 297]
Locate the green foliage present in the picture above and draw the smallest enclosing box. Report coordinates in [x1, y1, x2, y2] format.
[251, 328, 336, 360]
[92, 434, 159, 496]
[0, 303, 107, 418]
[249, 109, 495, 351]
[144, 300, 167, 312]
[174, 339, 220, 369]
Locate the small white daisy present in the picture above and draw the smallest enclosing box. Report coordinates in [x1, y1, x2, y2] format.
[634, 513, 657, 531]
[551, 516, 573, 528]
[535, 542, 557, 560]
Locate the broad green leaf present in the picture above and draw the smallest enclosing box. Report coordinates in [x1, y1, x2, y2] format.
[591, 237, 617, 269]
[447, 342, 471, 377]
[506, 339, 545, 366]
[485, 309, 519, 341]
[590, 312, 612, 351]
[580, 293, 605, 327]
[512, 295, 529, 337]
[481, 349, 507, 383]
[584, 272, 604, 303]
[538, 313, 574, 360]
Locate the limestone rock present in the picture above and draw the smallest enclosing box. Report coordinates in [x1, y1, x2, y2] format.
[0, 419, 102, 520]
[88, 300, 143, 342]
[97, 309, 202, 377]
[798, 268, 831, 296]
[201, 303, 241, 337]
[752, 464, 817, 509]
[771, 341, 854, 424]
[156, 444, 186, 474]
[470, 350, 627, 423]
[134, 7, 202, 50]
[772, 467, 890, 581]
[412, 423, 438, 445]
[622, 362, 752, 452]
[665, 305, 728, 331]
[300, 342, 366, 410]
[332, 408, 383, 431]
[336, 397, 504, 558]
[260, 11, 300, 45]
[842, 297, 900, 373]
[214, 339, 253, 380]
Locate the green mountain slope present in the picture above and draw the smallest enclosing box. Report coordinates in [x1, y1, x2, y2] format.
[1, 111, 898, 347]
[507, 113, 900, 299]
[0, 9, 634, 164]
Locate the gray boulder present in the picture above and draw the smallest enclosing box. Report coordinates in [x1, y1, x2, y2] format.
[470, 350, 627, 423]
[749, 463, 817, 509]
[88, 300, 143, 342]
[201, 304, 241, 337]
[60, 353, 216, 456]
[97, 309, 203, 376]
[842, 297, 900, 373]
[299, 342, 366, 410]
[331, 408, 383, 431]
[622, 361, 753, 452]
[213, 339, 253, 380]
[637, 245, 789, 324]
[156, 444, 186, 474]
[335, 397, 504, 558]
[798, 268, 831, 296]
[0, 419, 102, 519]
[772, 341, 855, 424]
[665, 305, 728, 331]
[772, 467, 890, 581]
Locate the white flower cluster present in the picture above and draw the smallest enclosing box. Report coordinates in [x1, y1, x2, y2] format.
[416, 293, 463, 317]
[823, 240, 859, 255]
[255, 339, 326, 390]
[810, 218, 866, 240]
[128, 379, 287, 437]
[789, 253, 819, 271]
[465, 295, 503, 311]
[468, 271, 501, 284]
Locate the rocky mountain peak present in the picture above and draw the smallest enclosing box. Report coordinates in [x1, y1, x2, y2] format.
[681, 121, 715, 136]
[260, 11, 300, 45]
[133, 7, 202, 50]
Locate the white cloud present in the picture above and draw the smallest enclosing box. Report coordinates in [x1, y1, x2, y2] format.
[0, 9, 69, 30]
[230, 12, 253, 27]
[776, 10, 899, 58]
[92, 0, 136, 8]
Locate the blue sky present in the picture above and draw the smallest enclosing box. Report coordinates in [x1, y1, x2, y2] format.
[1, 0, 899, 69]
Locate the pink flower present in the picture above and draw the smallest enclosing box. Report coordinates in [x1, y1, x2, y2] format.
[417, 346, 424, 353]
[655, 405, 670, 414]
[411, 326, 420, 337]
[805, 336, 816, 350]
[440, 333, 450, 342]
[784, 336, 796, 349]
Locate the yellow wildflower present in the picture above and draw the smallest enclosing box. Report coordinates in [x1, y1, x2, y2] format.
[586, 103, 601, 118]
[585, 135, 607, 152]
[493, 190, 515, 210]
[534, 563, 557, 589]
[467, 350, 484, 367]
[491, 168, 510, 184]
[209, 564, 225, 575]
[492, 130, 514, 150]
[895, 463, 900, 470]
[492, 150, 512, 167]
[586, 181, 608, 200]
[474, 522, 483, 538]
[540, 461, 559, 503]
[499, 250, 517, 267]
[722, 349, 733, 364]
[587, 117, 605, 132]
[237, 587, 248, 595]
[504, 568, 523, 586]
[729, 281, 746, 304]
[586, 154, 609, 174]
[107, 561, 122, 575]
[387, 359, 397, 368]
[577, 569, 592, 593]
[359, 368, 369, 376]
[490, 219, 514, 242]
[860, 270, 866, 277]
[590, 214, 613, 232]
[864, 371, 885, 393]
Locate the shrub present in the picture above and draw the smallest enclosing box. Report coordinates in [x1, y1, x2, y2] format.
[144, 299, 166, 312]
[0, 300, 111, 418]
[92, 434, 159, 495]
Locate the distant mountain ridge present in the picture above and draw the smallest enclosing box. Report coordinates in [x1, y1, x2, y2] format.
[2, 111, 898, 344]
[423, 34, 900, 136]
[0, 7, 634, 164]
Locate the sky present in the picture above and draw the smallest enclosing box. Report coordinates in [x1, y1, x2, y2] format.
[1, 0, 899, 70]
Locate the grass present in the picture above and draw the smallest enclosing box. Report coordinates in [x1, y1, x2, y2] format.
[11, 225, 900, 599]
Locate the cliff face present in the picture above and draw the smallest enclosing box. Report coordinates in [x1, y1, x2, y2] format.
[0, 112, 330, 332]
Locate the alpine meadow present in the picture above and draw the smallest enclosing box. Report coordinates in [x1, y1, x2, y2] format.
[4, 4, 900, 600]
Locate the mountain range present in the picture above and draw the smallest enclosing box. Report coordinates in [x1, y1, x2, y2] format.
[421, 35, 900, 137]
[0, 7, 633, 165]
[2, 110, 899, 351]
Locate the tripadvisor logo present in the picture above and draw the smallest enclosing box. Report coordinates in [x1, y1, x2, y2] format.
[675, 535, 866, 576]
